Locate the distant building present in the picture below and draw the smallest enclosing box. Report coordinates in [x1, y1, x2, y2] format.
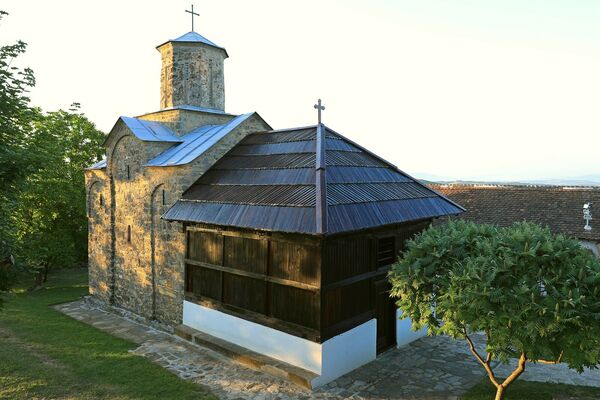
[85, 26, 463, 387]
[431, 184, 600, 256]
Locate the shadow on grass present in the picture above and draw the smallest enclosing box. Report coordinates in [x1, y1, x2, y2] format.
[0, 269, 216, 400]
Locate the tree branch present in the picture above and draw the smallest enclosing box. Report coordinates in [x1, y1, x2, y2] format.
[463, 327, 499, 387]
[533, 351, 563, 365]
[500, 352, 527, 388]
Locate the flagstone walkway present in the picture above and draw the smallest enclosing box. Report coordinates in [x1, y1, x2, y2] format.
[55, 298, 600, 399]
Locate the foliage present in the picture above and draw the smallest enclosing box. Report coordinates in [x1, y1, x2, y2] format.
[0, 10, 36, 295]
[389, 220, 600, 399]
[0, 11, 105, 284]
[11, 105, 105, 278]
[0, 269, 214, 399]
[0, 11, 36, 192]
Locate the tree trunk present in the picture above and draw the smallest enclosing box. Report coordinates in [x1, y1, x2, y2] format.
[495, 385, 505, 400]
[42, 263, 49, 283]
[33, 271, 43, 289]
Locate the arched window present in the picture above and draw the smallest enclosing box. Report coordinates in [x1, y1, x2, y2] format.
[99, 194, 104, 206]
[127, 225, 132, 243]
[162, 189, 166, 205]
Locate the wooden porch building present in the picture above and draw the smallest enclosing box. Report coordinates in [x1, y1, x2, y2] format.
[165, 123, 463, 385]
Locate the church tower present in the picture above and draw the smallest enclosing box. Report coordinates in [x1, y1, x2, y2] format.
[157, 31, 228, 111]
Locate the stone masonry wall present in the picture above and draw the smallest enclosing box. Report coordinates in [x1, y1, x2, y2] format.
[87, 112, 270, 326]
[85, 169, 111, 303]
[159, 42, 226, 111]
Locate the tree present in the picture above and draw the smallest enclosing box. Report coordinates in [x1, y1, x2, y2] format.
[389, 220, 600, 400]
[1, 10, 105, 287]
[12, 105, 105, 282]
[0, 10, 36, 297]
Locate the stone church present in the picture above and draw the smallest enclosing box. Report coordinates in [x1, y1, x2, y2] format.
[86, 28, 463, 387]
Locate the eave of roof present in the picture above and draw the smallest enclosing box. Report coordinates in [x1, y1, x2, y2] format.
[156, 31, 228, 57]
[86, 158, 107, 170]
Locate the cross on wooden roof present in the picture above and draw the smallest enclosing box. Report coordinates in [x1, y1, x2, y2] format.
[186, 4, 200, 32]
[314, 99, 325, 124]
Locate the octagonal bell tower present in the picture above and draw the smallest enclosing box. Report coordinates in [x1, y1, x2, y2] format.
[157, 31, 228, 111]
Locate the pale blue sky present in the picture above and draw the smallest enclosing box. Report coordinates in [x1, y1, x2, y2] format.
[2, 0, 599, 181]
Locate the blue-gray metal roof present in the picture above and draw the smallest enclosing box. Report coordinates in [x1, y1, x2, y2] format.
[157, 31, 228, 57]
[120, 117, 183, 143]
[146, 113, 254, 167]
[86, 158, 107, 170]
[163, 124, 465, 234]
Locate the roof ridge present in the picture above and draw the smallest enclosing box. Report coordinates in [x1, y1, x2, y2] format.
[315, 123, 328, 234]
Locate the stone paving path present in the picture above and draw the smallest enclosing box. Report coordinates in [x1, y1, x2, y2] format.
[55, 298, 600, 399]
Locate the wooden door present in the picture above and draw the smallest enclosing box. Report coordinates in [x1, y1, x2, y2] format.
[374, 278, 396, 353]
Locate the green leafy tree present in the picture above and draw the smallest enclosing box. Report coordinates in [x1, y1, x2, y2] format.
[12, 105, 105, 282]
[389, 220, 600, 400]
[1, 10, 105, 288]
[0, 10, 37, 297]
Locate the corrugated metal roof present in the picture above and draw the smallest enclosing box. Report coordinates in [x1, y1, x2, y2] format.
[146, 113, 253, 167]
[164, 124, 464, 234]
[163, 201, 316, 234]
[86, 158, 107, 170]
[183, 184, 315, 206]
[157, 31, 228, 57]
[327, 197, 462, 234]
[196, 168, 316, 185]
[213, 153, 316, 169]
[120, 117, 182, 142]
[230, 140, 316, 156]
[325, 151, 385, 167]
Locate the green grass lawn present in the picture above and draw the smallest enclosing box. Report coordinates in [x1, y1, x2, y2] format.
[462, 376, 600, 399]
[2, 269, 600, 400]
[0, 269, 215, 400]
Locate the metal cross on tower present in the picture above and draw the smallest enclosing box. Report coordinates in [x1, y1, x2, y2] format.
[314, 99, 325, 124]
[186, 4, 200, 32]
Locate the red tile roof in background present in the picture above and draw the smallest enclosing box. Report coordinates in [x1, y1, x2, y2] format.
[429, 184, 600, 241]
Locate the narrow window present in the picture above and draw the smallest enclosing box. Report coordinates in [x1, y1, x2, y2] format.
[127, 225, 131, 243]
[377, 236, 396, 268]
[126, 165, 131, 180]
[99, 194, 104, 206]
[162, 189, 166, 205]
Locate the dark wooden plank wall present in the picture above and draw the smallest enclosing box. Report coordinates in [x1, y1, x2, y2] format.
[184, 220, 430, 343]
[185, 226, 321, 340]
[321, 220, 430, 341]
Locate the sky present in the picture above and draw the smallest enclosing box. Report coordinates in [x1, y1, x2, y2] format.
[2, 0, 600, 182]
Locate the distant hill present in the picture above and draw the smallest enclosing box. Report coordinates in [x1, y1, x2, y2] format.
[413, 173, 600, 187]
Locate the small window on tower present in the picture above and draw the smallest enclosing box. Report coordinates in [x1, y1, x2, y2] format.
[377, 236, 396, 268]
[99, 194, 104, 206]
[162, 189, 166, 206]
[127, 225, 132, 243]
[126, 165, 131, 180]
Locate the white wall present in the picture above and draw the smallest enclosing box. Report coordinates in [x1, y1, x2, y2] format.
[183, 300, 376, 386]
[314, 319, 377, 386]
[580, 241, 600, 257]
[396, 309, 427, 347]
